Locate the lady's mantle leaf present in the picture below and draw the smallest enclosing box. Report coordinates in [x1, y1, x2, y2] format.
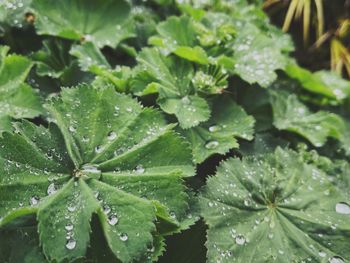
[232, 24, 287, 88]
[0, 45, 43, 133]
[149, 16, 209, 64]
[31, 0, 131, 48]
[285, 63, 350, 102]
[0, 0, 31, 27]
[134, 48, 210, 128]
[32, 38, 75, 79]
[70, 42, 110, 72]
[270, 90, 345, 147]
[0, 84, 194, 262]
[180, 96, 255, 163]
[200, 148, 350, 263]
[70, 42, 130, 92]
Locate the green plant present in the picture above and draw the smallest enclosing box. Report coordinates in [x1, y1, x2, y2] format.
[0, 0, 350, 262]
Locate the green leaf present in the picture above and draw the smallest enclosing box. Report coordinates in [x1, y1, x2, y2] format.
[337, 119, 350, 157]
[134, 48, 211, 128]
[70, 42, 130, 92]
[31, 0, 131, 48]
[0, 45, 43, 133]
[200, 147, 350, 263]
[180, 96, 255, 163]
[285, 63, 350, 102]
[194, 12, 236, 48]
[0, 0, 32, 27]
[0, 84, 194, 262]
[173, 46, 209, 65]
[0, 115, 12, 134]
[149, 15, 209, 64]
[159, 95, 210, 129]
[156, 16, 196, 47]
[70, 42, 110, 72]
[232, 24, 287, 87]
[270, 90, 345, 147]
[32, 38, 75, 79]
[239, 133, 288, 156]
[38, 179, 99, 262]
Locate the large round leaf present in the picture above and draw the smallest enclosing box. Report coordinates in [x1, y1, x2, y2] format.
[200, 148, 350, 263]
[0, 84, 194, 263]
[31, 0, 131, 48]
[0, 45, 43, 133]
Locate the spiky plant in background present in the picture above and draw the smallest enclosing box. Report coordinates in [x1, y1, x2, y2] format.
[265, 0, 350, 78]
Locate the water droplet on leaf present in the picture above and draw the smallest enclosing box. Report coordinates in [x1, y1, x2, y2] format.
[335, 202, 350, 215]
[68, 205, 76, 212]
[181, 96, 191, 105]
[69, 126, 76, 133]
[66, 238, 76, 250]
[235, 234, 245, 245]
[134, 164, 145, 174]
[205, 141, 219, 149]
[47, 183, 56, 195]
[65, 223, 74, 231]
[119, 233, 128, 241]
[209, 125, 221, 132]
[108, 214, 118, 226]
[103, 205, 111, 214]
[30, 196, 39, 206]
[329, 256, 345, 263]
[95, 145, 104, 153]
[107, 131, 117, 141]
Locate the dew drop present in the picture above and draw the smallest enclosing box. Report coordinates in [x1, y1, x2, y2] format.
[244, 199, 251, 206]
[107, 131, 117, 141]
[66, 238, 76, 250]
[134, 164, 145, 174]
[114, 106, 120, 116]
[335, 202, 350, 215]
[205, 141, 219, 149]
[30, 196, 39, 206]
[169, 211, 176, 219]
[108, 214, 118, 226]
[181, 96, 191, 105]
[45, 152, 53, 160]
[84, 34, 93, 41]
[65, 223, 74, 231]
[69, 126, 76, 133]
[119, 233, 128, 241]
[47, 183, 56, 195]
[66, 231, 74, 240]
[235, 234, 245, 245]
[95, 145, 103, 153]
[329, 256, 345, 263]
[319, 251, 327, 257]
[103, 205, 111, 214]
[68, 205, 76, 212]
[209, 125, 221, 132]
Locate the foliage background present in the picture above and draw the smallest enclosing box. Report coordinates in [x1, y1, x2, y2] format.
[0, 0, 349, 262]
